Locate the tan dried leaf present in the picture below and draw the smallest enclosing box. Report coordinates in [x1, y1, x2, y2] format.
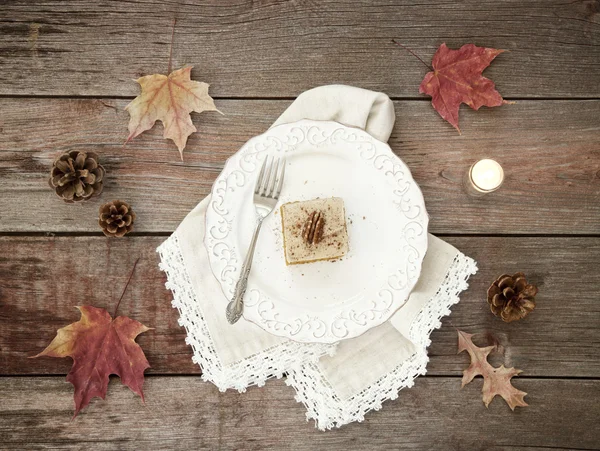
[457, 330, 528, 410]
[125, 66, 221, 159]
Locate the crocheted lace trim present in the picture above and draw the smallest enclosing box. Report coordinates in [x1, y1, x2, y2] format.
[285, 252, 478, 430]
[157, 232, 334, 392]
[158, 231, 476, 429]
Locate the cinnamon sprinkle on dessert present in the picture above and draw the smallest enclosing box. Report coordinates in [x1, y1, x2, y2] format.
[280, 197, 348, 265]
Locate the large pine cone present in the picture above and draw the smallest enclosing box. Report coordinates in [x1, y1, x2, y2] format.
[487, 272, 538, 322]
[49, 150, 105, 203]
[98, 200, 136, 237]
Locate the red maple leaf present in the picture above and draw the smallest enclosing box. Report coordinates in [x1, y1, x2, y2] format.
[418, 43, 510, 132]
[33, 305, 151, 417]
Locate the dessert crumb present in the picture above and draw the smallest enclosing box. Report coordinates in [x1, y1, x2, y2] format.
[363, 216, 365, 220]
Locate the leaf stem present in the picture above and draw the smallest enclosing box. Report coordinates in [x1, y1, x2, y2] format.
[391, 40, 433, 71]
[167, 18, 177, 74]
[113, 257, 140, 318]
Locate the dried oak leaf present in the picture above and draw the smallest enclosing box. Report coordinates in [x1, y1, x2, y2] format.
[420, 43, 510, 133]
[125, 66, 221, 159]
[457, 330, 527, 410]
[32, 305, 150, 417]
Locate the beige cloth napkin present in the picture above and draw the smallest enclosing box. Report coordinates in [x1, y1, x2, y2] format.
[158, 85, 477, 428]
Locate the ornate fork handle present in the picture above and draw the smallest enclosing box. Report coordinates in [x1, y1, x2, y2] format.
[226, 217, 264, 324]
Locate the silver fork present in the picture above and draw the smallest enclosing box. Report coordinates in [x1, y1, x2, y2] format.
[226, 155, 286, 324]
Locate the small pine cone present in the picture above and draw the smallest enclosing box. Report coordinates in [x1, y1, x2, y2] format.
[487, 272, 538, 322]
[99, 200, 136, 237]
[49, 150, 105, 203]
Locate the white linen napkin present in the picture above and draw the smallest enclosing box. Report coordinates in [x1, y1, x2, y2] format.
[158, 85, 477, 429]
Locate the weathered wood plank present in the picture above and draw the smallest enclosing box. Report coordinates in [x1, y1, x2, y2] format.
[0, 0, 599, 98]
[0, 376, 597, 450]
[1, 236, 598, 378]
[1, 98, 598, 234]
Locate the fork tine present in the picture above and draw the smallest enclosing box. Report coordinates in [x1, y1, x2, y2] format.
[259, 156, 273, 196]
[254, 156, 268, 195]
[273, 158, 286, 199]
[266, 157, 280, 197]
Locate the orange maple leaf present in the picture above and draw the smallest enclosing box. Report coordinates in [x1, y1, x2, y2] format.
[33, 305, 151, 417]
[419, 43, 510, 133]
[457, 330, 528, 410]
[125, 66, 221, 159]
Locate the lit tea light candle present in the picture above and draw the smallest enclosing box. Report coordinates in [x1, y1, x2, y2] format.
[467, 159, 504, 195]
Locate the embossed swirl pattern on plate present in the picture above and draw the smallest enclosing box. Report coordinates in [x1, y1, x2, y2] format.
[205, 120, 428, 343]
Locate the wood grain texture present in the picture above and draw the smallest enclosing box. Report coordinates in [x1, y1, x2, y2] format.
[2, 236, 598, 378]
[0, 0, 599, 98]
[0, 376, 598, 450]
[1, 98, 598, 234]
[1, 1, 598, 447]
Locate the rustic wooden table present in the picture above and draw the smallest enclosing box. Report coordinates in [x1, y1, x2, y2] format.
[1, 1, 599, 449]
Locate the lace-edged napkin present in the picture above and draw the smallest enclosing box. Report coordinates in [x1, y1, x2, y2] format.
[158, 85, 477, 429]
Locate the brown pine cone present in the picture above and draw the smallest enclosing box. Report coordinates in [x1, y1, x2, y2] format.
[49, 150, 105, 203]
[487, 272, 538, 322]
[98, 200, 136, 237]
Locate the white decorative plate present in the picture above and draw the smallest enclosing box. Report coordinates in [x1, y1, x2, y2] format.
[205, 120, 429, 343]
